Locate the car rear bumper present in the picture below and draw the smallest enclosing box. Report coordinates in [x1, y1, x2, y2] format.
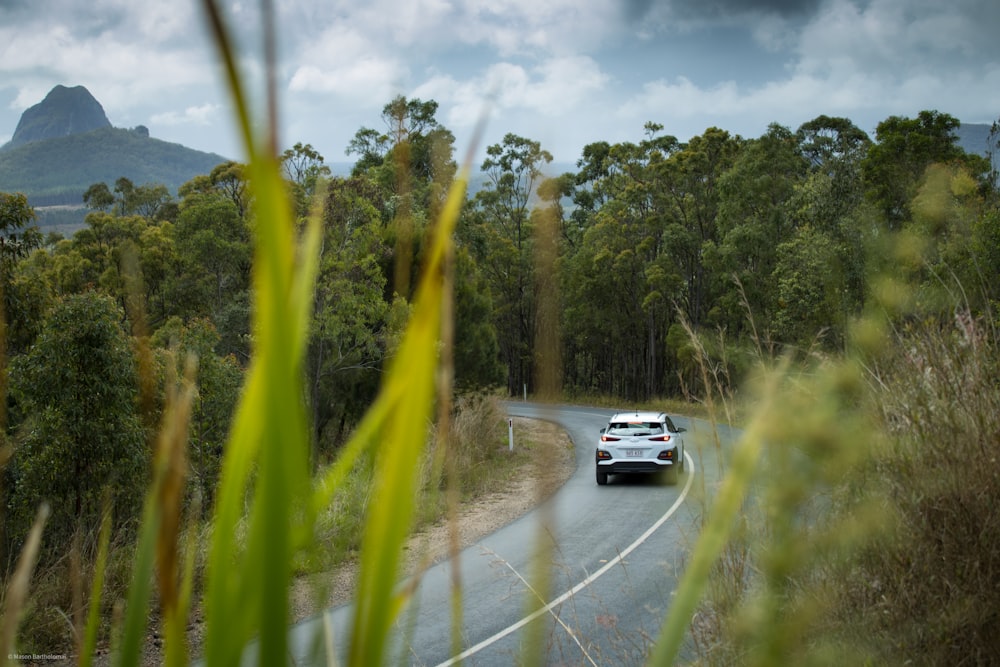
[597, 460, 674, 474]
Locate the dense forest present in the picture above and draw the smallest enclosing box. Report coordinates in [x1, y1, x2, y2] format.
[1, 98, 997, 532]
[1, 95, 999, 658]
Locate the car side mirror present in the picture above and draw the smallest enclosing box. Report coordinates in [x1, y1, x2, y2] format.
[676, 427, 687, 433]
[599, 427, 606, 434]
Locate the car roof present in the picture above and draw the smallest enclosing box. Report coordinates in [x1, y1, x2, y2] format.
[609, 411, 667, 422]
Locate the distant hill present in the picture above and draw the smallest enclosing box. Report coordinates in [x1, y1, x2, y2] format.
[0, 85, 229, 228]
[6, 84, 112, 149]
[956, 123, 996, 158]
[0, 126, 229, 205]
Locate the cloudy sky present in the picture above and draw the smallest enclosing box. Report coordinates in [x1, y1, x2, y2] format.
[2, 0, 999, 167]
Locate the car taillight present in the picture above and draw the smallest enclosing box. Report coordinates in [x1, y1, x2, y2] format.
[601, 435, 620, 442]
[657, 450, 674, 460]
[648, 435, 671, 442]
[596, 450, 612, 460]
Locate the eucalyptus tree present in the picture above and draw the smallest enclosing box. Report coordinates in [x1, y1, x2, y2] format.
[282, 142, 331, 217]
[82, 182, 116, 212]
[0, 191, 43, 413]
[178, 162, 251, 222]
[0, 191, 42, 296]
[83, 177, 173, 219]
[2, 249, 53, 355]
[64, 212, 149, 313]
[861, 110, 982, 230]
[307, 176, 393, 454]
[468, 133, 552, 395]
[797, 115, 872, 172]
[713, 123, 809, 338]
[791, 116, 873, 323]
[452, 245, 504, 391]
[137, 222, 181, 326]
[655, 127, 742, 330]
[771, 226, 842, 347]
[346, 95, 457, 297]
[562, 124, 686, 399]
[171, 193, 250, 319]
[151, 316, 243, 513]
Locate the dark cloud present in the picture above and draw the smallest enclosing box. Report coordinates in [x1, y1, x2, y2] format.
[0, 0, 35, 19]
[623, 0, 825, 23]
[622, 0, 657, 22]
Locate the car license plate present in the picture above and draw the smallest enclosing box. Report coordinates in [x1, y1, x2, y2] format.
[626, 449, 643, 457]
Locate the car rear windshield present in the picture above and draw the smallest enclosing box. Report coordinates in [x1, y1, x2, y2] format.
[608, 422, 664, 436]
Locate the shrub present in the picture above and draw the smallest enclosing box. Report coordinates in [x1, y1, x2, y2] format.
[7, 292, 148, 554]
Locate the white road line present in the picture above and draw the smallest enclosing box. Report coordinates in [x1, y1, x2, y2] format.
[433, 451, 696, 667]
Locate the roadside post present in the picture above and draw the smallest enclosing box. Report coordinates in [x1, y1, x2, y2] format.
[508, 418, 514, 452]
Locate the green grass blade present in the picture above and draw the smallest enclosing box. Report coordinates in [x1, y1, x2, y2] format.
[345, 168, 469, 666]
[196, 1, 320, 664]
[202, 159, 316, 666]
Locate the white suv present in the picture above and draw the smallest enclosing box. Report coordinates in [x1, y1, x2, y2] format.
[595, 411, 686, 485]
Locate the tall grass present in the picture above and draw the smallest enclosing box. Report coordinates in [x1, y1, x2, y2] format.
[840, 307, 1000, 663]
[664, 245, 1000, 664]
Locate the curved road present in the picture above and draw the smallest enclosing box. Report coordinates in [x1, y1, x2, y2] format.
[264, 403, 737, 665]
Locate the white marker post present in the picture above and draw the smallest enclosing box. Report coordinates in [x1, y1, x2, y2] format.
[508, 418, 514, 452]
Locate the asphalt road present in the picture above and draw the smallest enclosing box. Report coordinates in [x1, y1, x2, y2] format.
[253, 402, 736, 666]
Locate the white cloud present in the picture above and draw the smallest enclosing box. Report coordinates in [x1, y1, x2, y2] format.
[620, 77, 741, 123]
[150, 103, 220, 127]
[414, 55, 608, 130]
[287, 25, 407, 105]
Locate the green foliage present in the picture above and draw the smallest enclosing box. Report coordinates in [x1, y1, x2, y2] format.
[4, 251, 54, 354]
[151, 318, 242, 513]
[347, 97, 456, 207]
[307, 176, 392, 453]
[713, 124, 808, 334]
[281, 142, 331, 218]
[81, 178, 173, 219]
[469, 133, 553, 395]
[562, 126, 740, 399]
[0, 192, 37, 234]
[7, 292, 147, 551]
[453, 247, 503, 389]
[771, 226, 842, 347]
[862, 110, 980, 229]
[0, 192, 45, 360]
[672, 140, 1000, 665]
[172, 194, 250, 315]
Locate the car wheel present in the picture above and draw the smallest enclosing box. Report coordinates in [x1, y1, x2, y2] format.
[596, 468, 608, 485]
[679, 450, 685, 472]
[665, 465, 679, 485]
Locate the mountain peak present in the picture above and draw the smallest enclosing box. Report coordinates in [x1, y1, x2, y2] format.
[9, 85, 112, 149]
